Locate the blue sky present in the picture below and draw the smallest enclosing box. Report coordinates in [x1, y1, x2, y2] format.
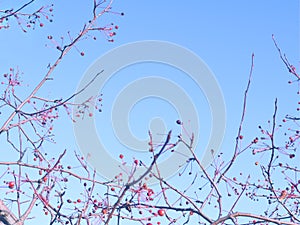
[0, 1, 299, 224]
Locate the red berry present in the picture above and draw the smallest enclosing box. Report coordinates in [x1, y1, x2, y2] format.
[80, 52, 85, 56]
[115, 25, 119, 29]
[8, 181, 14, 189]
[134, 159, 139, 165]
[290, 154, 295, 159]
[239, 135, 243, 139]
[253, 137, 258, 143]
[102, 208, 108, 214]
[157, 209, 165, 216]
[119, 154, 124, 159]
[40, 23, 44, 27]
[176, 120, 182, 125]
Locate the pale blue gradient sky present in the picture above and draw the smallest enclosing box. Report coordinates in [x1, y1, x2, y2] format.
[0, 1, 299, 224]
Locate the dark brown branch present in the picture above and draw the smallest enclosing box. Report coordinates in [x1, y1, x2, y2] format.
[18, 70, 104, 117]
[105, 131, 172, 224]
[212, 212, 297, 225]
[272, 34, 300, 80]
[218, 53, 255, 182]
[0, 0, 35, 20]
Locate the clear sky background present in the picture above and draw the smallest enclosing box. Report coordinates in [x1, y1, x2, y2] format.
[0, 1, 299, 224]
